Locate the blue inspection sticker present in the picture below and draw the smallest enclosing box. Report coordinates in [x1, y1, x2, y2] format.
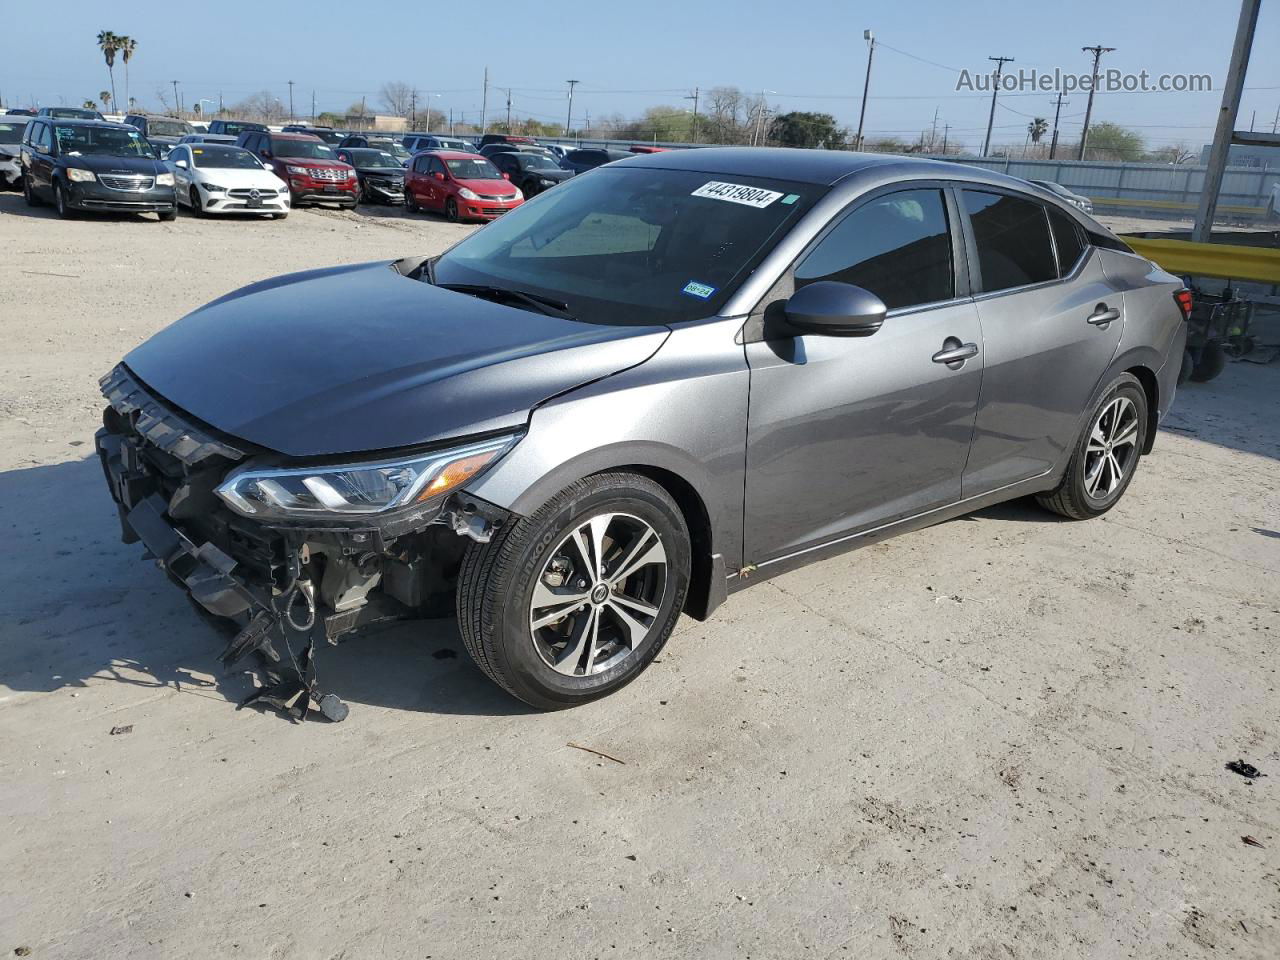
[780, 194, 800, 205]
[682, 280, 717, 300]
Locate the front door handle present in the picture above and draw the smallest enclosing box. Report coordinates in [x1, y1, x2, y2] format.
[1087, 304, 1120, 326]
[932, 340, 979, 366]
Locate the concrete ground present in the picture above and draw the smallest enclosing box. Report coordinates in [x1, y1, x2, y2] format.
[1, 195, 1278, 959]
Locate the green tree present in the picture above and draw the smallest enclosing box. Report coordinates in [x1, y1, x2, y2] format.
[770, 111, 844, 149]
[1027, 117, 1048, 145]
[1083, 122, 1146, 161]
[96, 31, 120, 113]
[99, 90, 111, 110]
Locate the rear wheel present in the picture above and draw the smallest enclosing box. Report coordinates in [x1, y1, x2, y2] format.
[23, 174, 40, 207]
[457, 473, 690, 709]
[445, 197, 459, 222]
[1036, 373, 1147, 520]
[1190, 341, 1227, 382]
[405, 188, 419, 213]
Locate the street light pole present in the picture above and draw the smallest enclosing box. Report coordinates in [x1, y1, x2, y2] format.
[855, 30, 875, 151]
[287, 80, 295, 122]
[982, 56, 1014, 157]
[1048, 92, 1069, 159]
[171, 80, 181, 116]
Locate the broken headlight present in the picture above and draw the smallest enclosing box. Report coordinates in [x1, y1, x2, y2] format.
[214, 435, 516, 520]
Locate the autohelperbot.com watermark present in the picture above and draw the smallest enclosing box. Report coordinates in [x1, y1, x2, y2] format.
[957, 67, 1212, 95]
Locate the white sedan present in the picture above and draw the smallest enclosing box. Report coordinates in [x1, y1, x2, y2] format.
[166, 143, 290, 218]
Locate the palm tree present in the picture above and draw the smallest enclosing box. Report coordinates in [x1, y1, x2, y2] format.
[118, 36, 137, 112]
[97, 31, 120, 113]
[83, 99, 98, 110]
[99, 90, 111, 111]
[1027, 117, 1049, 145]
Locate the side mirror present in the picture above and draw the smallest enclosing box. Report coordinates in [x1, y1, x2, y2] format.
[783, 281, 887, 337]
[260, 149, 271, 159]
[173, 159, 187, 169]
[501, 172, 510, 180]
[433, 172, 445, 181]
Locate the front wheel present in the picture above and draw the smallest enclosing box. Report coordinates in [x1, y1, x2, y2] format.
[445, 197, 459, 222]
[405, 188, 419, 213]
[457, 473, 691, 709]
[54, 182, 74, 219]
[157, 208, 177, 222]
[23, 174, 40, 207]
[189, 186, 207, 217]
[1036, 373, 1148, 520]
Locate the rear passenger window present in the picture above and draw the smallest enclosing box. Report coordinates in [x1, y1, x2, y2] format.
[795, 189, 953, 311]
[962, 191, 1057, 292]
[1048, 209, 1086, 276]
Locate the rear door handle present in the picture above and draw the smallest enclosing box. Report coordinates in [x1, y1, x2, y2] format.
[1087, 304, 1120, 326]
[932, 341, 979, 365]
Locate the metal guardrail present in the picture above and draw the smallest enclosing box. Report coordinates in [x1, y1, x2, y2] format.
[1122, 235, 1280, 284]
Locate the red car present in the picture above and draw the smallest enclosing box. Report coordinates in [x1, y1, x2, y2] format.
[235, 130, 358, 208]
[404, 151, 523, 222]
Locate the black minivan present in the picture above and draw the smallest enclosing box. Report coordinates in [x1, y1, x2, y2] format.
[21, 118, 177, 220]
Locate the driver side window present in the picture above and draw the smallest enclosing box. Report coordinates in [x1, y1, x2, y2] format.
[795, 188, 954, 311]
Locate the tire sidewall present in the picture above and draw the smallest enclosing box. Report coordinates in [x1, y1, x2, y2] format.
[491, 481, 690, 707]
[1074, 375, 1147, 515]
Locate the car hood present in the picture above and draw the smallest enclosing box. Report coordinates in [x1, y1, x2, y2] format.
[64, 153, 165, 174]
[123, 261, 670, 457]
[457, 177, 518, 195]
[192, 167, 286, 189]
[528, 168, 572, 182]
[354, 166, 404, 177]
[279, 156, 347, 169]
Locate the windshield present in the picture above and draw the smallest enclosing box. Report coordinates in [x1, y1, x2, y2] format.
[347, 149, 400, 168]
[55, 125, 154, 158]
[149, 120, 192, 138]
[48, 108, 100, 119]
[434, 167, 818, 325]
[519, 154, 559, 171]
[446, 157, 501, 180]
[0, 122, 26, 144]
[218, 122, 258, 136]
[369, 141, 409, 160]
[273, 138, 335, 159]
[192, 145, 264, 170]
[438, 139, 470, 151]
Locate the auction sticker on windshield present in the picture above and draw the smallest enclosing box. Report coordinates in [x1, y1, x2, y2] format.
[691, 181, 783, 208]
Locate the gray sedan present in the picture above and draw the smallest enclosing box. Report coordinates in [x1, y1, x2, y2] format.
[95, 149, 1188, 718]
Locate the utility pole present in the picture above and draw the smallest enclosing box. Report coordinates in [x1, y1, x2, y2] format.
[218, 91, 224, 115]
[1273, 102, 1279, 134]
[1193, 0, 1260, 242]
[449, 108, 454, 135]
[1048, 92, 1069, 159]
[855, 30, 875, 151]
[982, 56, 1014, 157]
[171, 80, 180, 116]
[929, 106, 939, 152]
[409, 90, 417, 128]
[504, 88, 512, 131]
[311, 90, 316, 124]
[480, 67, 489, 134]
[287, 80, 295, 122]
[565, 79, 579, 136]
[1077, 44, 1116, 160]
[360, 95, 367, 130]
[942, 124, 949, 154]
[680, 86, 701, 142]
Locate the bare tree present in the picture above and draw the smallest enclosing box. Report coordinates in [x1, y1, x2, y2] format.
[232, 90, 289, 123]
[379, 81, 420, 117]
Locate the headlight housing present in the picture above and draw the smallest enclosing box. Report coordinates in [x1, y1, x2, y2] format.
[287, 164, 309, 175]
[155, 172, 175, 186]
[201, 182, 226, 193]
[512, 187, 524, 200]
[215, 435, 516, 520]
[457, 187, 478, 200]
[65, 167, 96, 183]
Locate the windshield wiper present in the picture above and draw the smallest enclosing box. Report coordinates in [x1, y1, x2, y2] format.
[434, 282, 576, 321]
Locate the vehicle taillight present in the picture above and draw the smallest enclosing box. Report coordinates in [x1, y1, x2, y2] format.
[1173, 289, 1193, 321]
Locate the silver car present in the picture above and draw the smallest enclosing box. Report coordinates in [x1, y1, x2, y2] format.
[1030, 179, 1094, 215]
[96, 149, 1188, 719]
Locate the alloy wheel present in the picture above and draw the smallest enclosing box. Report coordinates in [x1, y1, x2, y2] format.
[529, 512, 668, 677]
[1084, 395, 1139, 499]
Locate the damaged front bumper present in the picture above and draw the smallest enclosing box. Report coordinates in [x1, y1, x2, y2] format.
[95, 364, 511, 721]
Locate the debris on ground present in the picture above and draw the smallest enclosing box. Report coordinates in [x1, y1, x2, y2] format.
[1226, 760, 1264, 780]
[566, 742, 626, 765]
[1241, 835, 1265, 849]
[108, 725, 133, 736]
[15, 947, 32, 957]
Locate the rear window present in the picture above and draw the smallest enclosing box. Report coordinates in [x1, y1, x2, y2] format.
[962, 191, 1057, 292]
[148, 120, 193, 138]
[0, 122, 26, 144]
[1048, 209, 1086, 276]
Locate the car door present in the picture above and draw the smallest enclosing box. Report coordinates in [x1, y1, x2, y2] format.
[29, 122, 54, 196]
[743, 186, 984, 563]
[957, 189, 1125, 495]
[168, 145, 192, 197]
[426, 156, 448, 209]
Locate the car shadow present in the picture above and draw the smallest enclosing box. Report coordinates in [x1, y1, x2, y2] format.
[0, 190, 162, 223]
[0, 456, 532, 719]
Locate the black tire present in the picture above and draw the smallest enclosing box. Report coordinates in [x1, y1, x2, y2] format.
[157, 209, 177, 222]
[1189, 340, 1226, 382]
[445, 197, 459, 222]
[457, 472, 691, 710]
[270, 212, 287, 220]
[189, 186, 206, 217]
[1036, 372, 1148, 520]
[53, 182, 74, 219]
[521, 178, 538, 198]
[1177, 348, 1194, 386]
[405, 188, 419, 213]
[23, 174, 40, 207]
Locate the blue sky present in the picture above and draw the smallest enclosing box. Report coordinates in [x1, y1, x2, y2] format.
[4, 0, 1278, 151]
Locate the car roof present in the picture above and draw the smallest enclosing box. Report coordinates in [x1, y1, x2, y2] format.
[612, 146, 1029, 188]
[424, 150, 485, 159]
[39, 118, 136, 130]
[270, 132, 323, 141]
[130, 114, 185, 121]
